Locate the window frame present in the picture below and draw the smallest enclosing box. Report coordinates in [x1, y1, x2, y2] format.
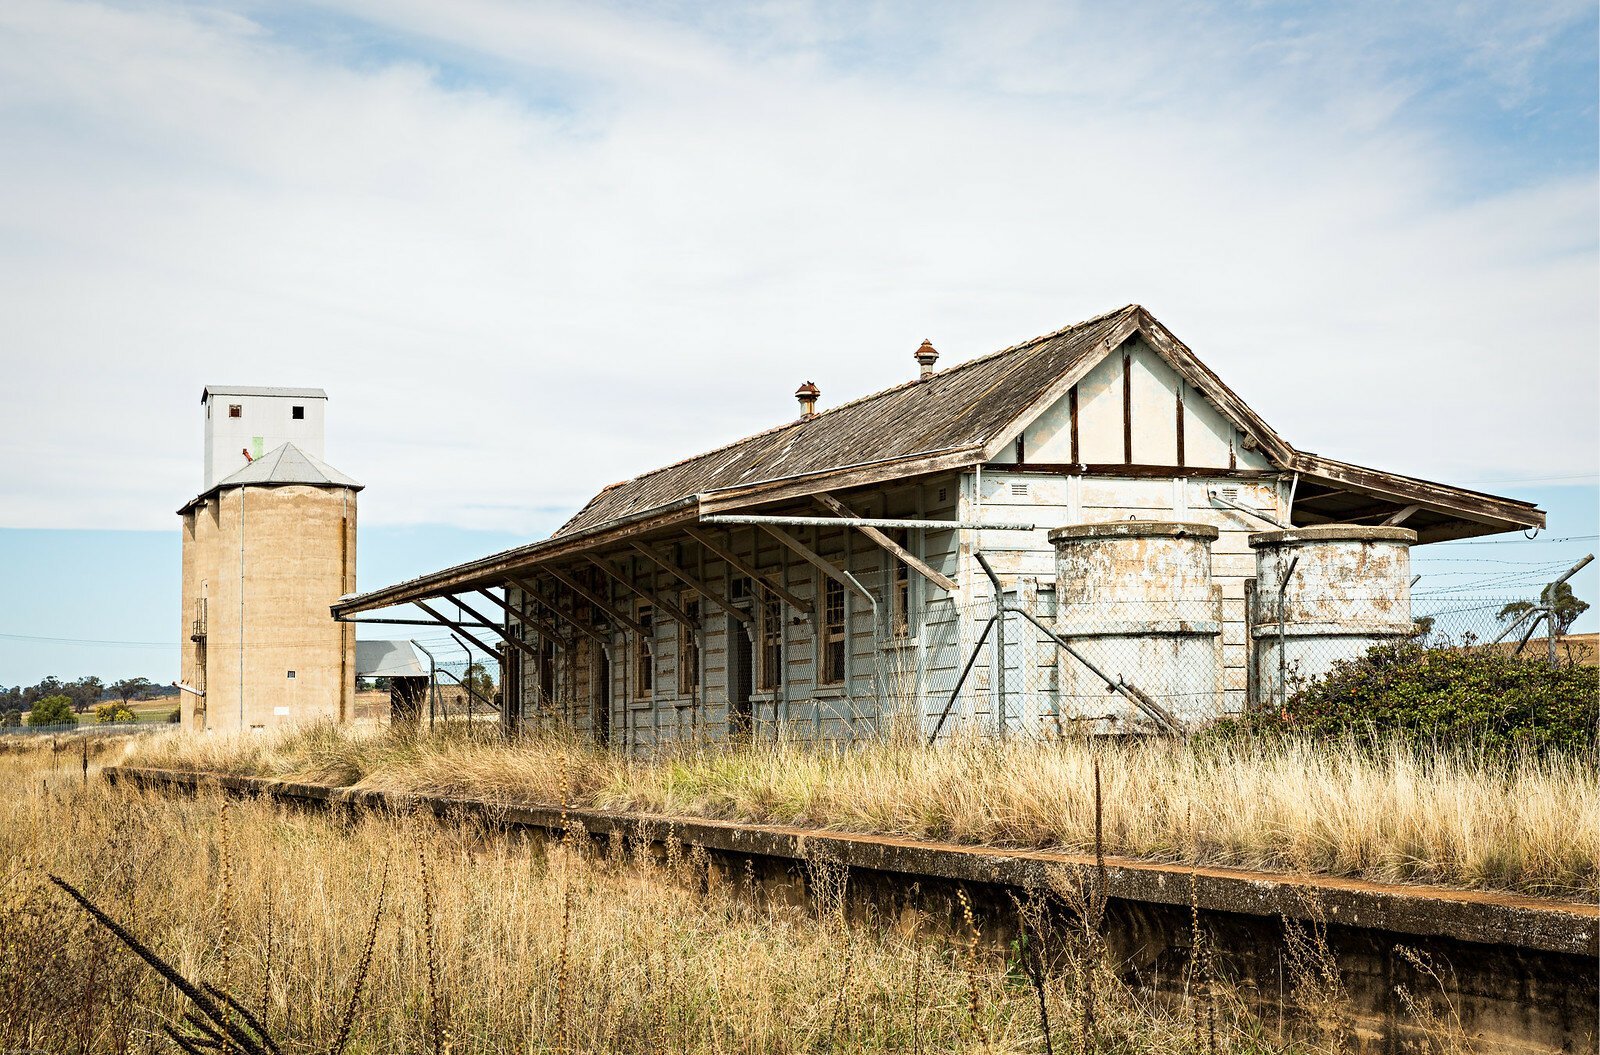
[635, 604, 654, 699]
[758, 591, 783, 692]
[678, 599, 701, 695]
[821, 578, 846, 685]
[228, 404, 242, 419]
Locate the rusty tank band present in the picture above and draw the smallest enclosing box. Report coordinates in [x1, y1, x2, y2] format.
[1247, 525, 1418, 547]
[1047, 520, 1220, 543]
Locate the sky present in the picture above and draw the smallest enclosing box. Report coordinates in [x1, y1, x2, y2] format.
[0, 0, 1596, 685]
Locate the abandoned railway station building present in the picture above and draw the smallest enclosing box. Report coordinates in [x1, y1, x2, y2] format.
[333, 305, 1544, 745]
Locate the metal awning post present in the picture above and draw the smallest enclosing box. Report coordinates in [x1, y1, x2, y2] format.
[412, 641, 438, 731]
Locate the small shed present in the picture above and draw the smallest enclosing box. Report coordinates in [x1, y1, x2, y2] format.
[354, 639, 428, 724]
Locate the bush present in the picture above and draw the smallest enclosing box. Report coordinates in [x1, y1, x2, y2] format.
[28, 695, 77, 728]
[168, 707, 182, 724]
[94, 703, 136, 724]
[1244, 641, 1599, 752]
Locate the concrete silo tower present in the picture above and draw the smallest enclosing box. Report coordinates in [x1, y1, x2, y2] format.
[178, 387, 360, 732]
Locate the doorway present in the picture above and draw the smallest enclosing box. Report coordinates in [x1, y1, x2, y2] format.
[729, 617, 754, 736]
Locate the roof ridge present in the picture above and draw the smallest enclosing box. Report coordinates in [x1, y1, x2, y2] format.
[595, 303, 1138, 495]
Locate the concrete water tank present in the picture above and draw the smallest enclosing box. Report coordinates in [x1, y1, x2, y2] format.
[1049, 522, 1223, 729]
[1247, 526, 1416, 707]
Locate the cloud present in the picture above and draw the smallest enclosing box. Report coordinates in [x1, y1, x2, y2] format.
[0, 0, 1593, 536]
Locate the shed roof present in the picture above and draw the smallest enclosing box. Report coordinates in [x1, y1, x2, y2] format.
[202, 385, 327, 402]
[355, 639, 427, 679]
[556, 305, 1138, 537]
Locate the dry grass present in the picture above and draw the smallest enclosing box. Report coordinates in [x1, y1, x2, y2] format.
[126, 722, 1600, 900]
[2, 737, 1334, 1054]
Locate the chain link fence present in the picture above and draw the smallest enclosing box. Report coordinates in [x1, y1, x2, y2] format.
[883, 581, 1578, 741]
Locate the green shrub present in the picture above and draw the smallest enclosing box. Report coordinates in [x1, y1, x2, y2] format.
[28, 695, 77, 728]
[0, 708, 21, 728]
[94, 703, 136, 724]
[168, 707, 182, 724]
[1243, 641, 1598, 752]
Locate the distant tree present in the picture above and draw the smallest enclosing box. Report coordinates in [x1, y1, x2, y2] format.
[109, 677, 156, 707]
[28, 695, 77, 728]
[0, 708, 21, 728]
[25, 677, 64, 708]
[463, 663, 495, 703]
[1499, 582, 1590, 638]
[66, 676, 105, 713]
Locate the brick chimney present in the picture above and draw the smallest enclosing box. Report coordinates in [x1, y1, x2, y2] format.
[795, 381, 821, 419]
[914, 339, 939, 380]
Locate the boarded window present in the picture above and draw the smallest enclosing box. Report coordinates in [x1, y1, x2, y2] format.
[228, 404, 242, 418]
[822, 578, 846, 684]
[759, 593, 783, 691]
[678, 599, 700, 694]
[635, 605, 654, 698]
[291, 405, 305, 420]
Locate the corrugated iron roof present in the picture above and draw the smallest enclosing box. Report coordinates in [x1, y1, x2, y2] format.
[555, 305, 1138, 537]
[212, 442, 361, 490]
[201, 385, 328, 402]
[354, 639, 427, 678]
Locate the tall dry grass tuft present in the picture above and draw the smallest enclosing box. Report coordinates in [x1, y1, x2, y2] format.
[129, 721, 1600, 899]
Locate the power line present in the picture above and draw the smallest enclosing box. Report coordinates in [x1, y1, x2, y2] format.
[0, 632, 173, 649]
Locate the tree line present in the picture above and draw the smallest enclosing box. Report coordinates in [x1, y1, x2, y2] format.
[1, 675, 174, 728]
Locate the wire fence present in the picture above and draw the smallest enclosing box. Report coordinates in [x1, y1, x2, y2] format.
[0, 721, 161, 738]
[886, 581, 1581, 741]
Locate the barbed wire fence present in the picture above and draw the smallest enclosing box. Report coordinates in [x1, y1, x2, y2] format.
[890, 551, 1595, 743]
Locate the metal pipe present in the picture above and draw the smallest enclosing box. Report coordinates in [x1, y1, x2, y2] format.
[453, 634, 473, 725]
[338, 617, 499, 628]
[1010, 608, 1183, 734]
[975, 553, 1007, 740]
[840, 569, 881, 726]
[928, 616, 998, 744]
[1551, 553, 1594, 589]
[1276, 556, 1299, 708]
[412, 641, 438, 731]
[701, 514, 1039, 531]
[1208, 488, 1284, 528]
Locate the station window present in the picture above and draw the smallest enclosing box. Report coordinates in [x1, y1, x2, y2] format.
[759, 593, 783, 691]
[635, 604, 654, 698]
[892, 567, 912, 642]
[678, 599, 700, 694]
[822, 579, 846, 684]
[292, 405, 305, 420]
[228, 404, 242, 418]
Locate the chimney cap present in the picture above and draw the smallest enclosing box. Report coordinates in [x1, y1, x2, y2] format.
[795, 380, 821, 419]
[914, 339, 939, 379]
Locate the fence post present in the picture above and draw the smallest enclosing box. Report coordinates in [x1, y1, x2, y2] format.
[975, 553, 1007, 740]
[1276, 556, 1298, 710]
